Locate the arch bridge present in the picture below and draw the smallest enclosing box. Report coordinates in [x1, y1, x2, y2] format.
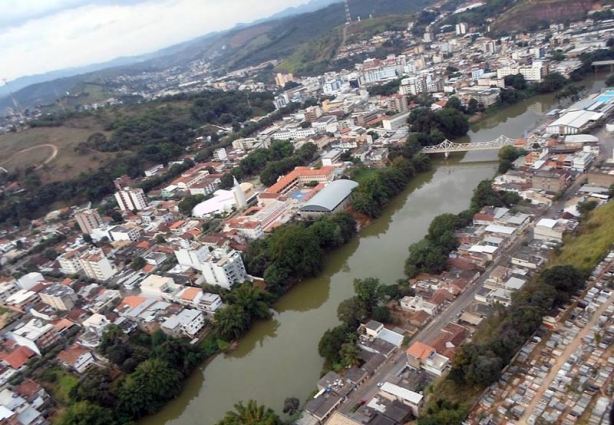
[421, 135, 517, 157]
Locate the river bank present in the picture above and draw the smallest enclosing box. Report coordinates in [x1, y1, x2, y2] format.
[143, 73, 609, 425]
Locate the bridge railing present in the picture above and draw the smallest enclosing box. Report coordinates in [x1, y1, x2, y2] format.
[421, 135, 516, 155]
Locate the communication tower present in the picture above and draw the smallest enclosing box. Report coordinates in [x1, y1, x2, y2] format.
[345, 0, 352, 23]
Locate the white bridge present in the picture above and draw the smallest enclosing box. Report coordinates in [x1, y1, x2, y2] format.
[421, 135, 516, 157]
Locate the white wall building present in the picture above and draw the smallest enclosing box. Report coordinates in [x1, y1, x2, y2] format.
[115, 188, 148, 211]
[79, 248, 117, 281]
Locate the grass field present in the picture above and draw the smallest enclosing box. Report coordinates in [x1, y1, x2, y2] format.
[0, 117, 114, 183]
[552, 200, 614, 272]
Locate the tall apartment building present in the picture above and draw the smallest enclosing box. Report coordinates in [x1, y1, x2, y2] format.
[115, 188, 148, 211]
[58, 250, 84, 275]
[201, 248, 247, 289]
[75, 209, 103, 234]
[8, 319, 60, 355]
[39, 284, 78, 311]
[174, 243, 247, 289]
[79, 248, 117, 281]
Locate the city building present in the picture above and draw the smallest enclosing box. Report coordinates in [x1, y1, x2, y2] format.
[161, 309, 205, 338]
[321, 149, 343, 167]
[57, 345, 95, 374]
[275, 73, 294, 87]
[265, 166, 336, 196]
[299, 180, 359, 217]
[139, 275, 176, 299]
[8, 319, 60, 355]
[382, 112, 410, 131]
[546, 110, 604, 135]
[39, 284, 77, 311]
[57, 250, 83, 275]
[115, 187, 148, 211]
[201, 248, 247, 289]
[79, 248, 117, 281]
[75, 209, 103, 234]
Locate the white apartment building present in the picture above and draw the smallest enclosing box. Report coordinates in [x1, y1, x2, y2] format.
[58, 250, 84, 275]
[161, 309, 205, 338]
[497, 62, 549, 82]
[115, 188, 148, 211]
[139, 274, 176, 299]
[8, 319, 60, 355]
[271, 126, 317, 140]
[79, 248, 117, 281]
[75, 209, 103, 234]
[383, 112, 410, 131]
[109, 225, 142, 242]
[201, 248, 247, 289]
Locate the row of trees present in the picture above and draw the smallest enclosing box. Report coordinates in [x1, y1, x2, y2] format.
[244, 212, 358, 292]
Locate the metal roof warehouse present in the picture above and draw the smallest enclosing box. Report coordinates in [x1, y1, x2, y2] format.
[300, 180, 359, 215]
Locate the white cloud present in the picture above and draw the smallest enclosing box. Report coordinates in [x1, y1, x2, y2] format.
[0, 0, 309, 81]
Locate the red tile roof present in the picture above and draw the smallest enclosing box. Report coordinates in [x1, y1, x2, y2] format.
[1, 346, 36, 369]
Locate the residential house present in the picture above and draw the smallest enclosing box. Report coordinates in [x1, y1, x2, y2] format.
[405, 341, 449, 376]
[7, 319, 60, 355]
[57, 345, 95, 374]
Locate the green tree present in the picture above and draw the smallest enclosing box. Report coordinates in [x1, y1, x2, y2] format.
[283, 397, 300, 415]
[58, 401, 115, 425]
[69, 368, 116, 408]
[131, 256, 146, 270]
[318, 324, 350, 365]
[445, 96, 465, 113]
[110, 211, 123, 223]
[178, 194, 206, 215]
[227, 284, 272, 321]
[214, 305, 251, 340]
[82, 234, 93, 244]
[353, 277, 382, 313]
[339, 342, 361, 367]
[337, 296, 368, 327]
[467, 98, 479, 115]
[217, 400, 282, 425]
[606, 74, 614, 87]
[435, 108, 469, 139]
[372, 306, 392, 323]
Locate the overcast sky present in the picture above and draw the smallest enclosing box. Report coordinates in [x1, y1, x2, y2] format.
[1, 0, 311, 82]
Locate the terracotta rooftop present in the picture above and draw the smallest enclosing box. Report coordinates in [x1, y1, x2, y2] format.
[54, 318, 76, 333]
[180, 287, 201, 301]
[57, 345, 91, 366]
[118, 296, 147, 311]
[406, 341, 435, 361]
[14, 379, 42, 398]
[0, 346, 35, 369]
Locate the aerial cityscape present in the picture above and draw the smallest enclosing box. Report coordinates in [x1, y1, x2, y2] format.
[2, 0, 614, 424]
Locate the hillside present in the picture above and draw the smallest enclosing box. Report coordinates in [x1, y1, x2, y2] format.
[1, 0, 435, 112]
[492, 0, 599, 33]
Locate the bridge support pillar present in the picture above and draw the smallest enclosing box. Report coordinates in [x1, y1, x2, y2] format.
[444, 150, 449, 159]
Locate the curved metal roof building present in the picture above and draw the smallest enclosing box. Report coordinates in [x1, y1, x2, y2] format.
[300, 179, 359, 213]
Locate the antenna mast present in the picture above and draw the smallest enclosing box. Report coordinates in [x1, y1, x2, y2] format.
[2, 79, 24, 120]
[345, 0, 352, 23]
